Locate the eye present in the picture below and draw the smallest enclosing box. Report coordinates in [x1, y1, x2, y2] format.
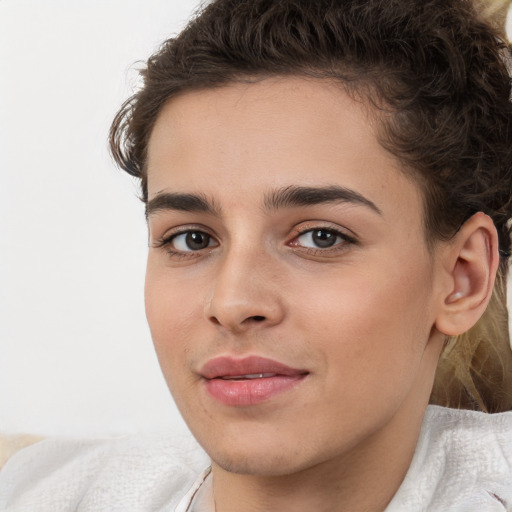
[295, 228, 346, 249]
[167, 230, 217, 252]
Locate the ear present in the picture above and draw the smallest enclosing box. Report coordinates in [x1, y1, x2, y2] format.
[434, 212, 500, 337]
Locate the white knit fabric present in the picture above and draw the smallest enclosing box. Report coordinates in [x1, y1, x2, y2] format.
[385, 406, 512, 511]
[0, 405, 511, 511]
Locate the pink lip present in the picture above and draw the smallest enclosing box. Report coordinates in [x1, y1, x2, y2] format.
[200, 356, 309, 406]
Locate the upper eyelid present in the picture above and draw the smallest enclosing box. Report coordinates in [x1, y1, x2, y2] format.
[297, 227, 345, 238]
[290, 223, 358, 241]
[295, 226, 347, 236]
[153, 224, 217, 244]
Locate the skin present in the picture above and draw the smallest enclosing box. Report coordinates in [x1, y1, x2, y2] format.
[144, 77, 471, 511]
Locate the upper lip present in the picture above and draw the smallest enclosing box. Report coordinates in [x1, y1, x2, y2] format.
[200, 355, 309, 379]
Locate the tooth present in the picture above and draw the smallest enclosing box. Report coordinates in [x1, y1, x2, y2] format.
[221, 373, 275, 380]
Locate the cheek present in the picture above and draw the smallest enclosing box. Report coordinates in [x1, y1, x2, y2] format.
[144, 263, 204, 380]
[294, 257, 434, 385]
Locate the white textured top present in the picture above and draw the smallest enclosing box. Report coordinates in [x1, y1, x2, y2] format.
[0, 405, 511, 511]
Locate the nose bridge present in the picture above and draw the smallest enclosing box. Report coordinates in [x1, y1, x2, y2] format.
[206, 238, 284, 331]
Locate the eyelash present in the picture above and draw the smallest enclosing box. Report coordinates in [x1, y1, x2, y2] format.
[155, 225, 358, 259]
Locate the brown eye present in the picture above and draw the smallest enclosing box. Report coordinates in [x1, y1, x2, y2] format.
[296, 229, 342, 249]
[311, 230, 337, 248]
[186, 232, 211, 250]
[171, 231, 216, 251]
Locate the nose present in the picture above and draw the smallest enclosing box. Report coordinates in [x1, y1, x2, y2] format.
[205, 247, 285, 333]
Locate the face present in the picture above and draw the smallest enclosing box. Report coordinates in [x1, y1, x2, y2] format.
[145, 77, 445, 476]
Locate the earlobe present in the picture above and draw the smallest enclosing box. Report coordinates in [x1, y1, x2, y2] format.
[435, 213, 499, 337]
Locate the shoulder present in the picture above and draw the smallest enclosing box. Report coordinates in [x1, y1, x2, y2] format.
[0, 435, 44, 470]
[386, 405, 512, 511]
[0, 430, 209, 512]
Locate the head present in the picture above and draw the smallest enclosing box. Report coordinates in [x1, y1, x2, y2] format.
[110, 0, 512, 475]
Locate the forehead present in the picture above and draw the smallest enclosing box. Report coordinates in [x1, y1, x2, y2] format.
[146, 77, 423, 226]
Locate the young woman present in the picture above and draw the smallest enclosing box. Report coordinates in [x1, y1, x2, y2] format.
[1, 0, 511, 510]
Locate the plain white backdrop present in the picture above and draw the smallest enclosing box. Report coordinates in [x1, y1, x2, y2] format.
[1, 1, 512, 437]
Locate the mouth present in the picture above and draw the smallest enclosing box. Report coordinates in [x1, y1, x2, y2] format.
[200, 356, 309, 406]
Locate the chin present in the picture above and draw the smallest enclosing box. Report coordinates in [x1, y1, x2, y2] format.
[194, 428, 331, 477]
[209, 448, 312, 477]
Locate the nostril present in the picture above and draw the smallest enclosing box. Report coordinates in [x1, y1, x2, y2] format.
[251, 316, 266, 322]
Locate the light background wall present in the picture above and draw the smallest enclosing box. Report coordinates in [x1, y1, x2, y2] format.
[1, 1, 512, 437]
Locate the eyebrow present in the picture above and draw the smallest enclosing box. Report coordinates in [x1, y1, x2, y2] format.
[146, 192, 221, 218]
[146, 185, 381, 218]
[263, 185, 382, 214]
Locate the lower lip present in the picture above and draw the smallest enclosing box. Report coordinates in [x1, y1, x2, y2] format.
[204, 374, 306, 406]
